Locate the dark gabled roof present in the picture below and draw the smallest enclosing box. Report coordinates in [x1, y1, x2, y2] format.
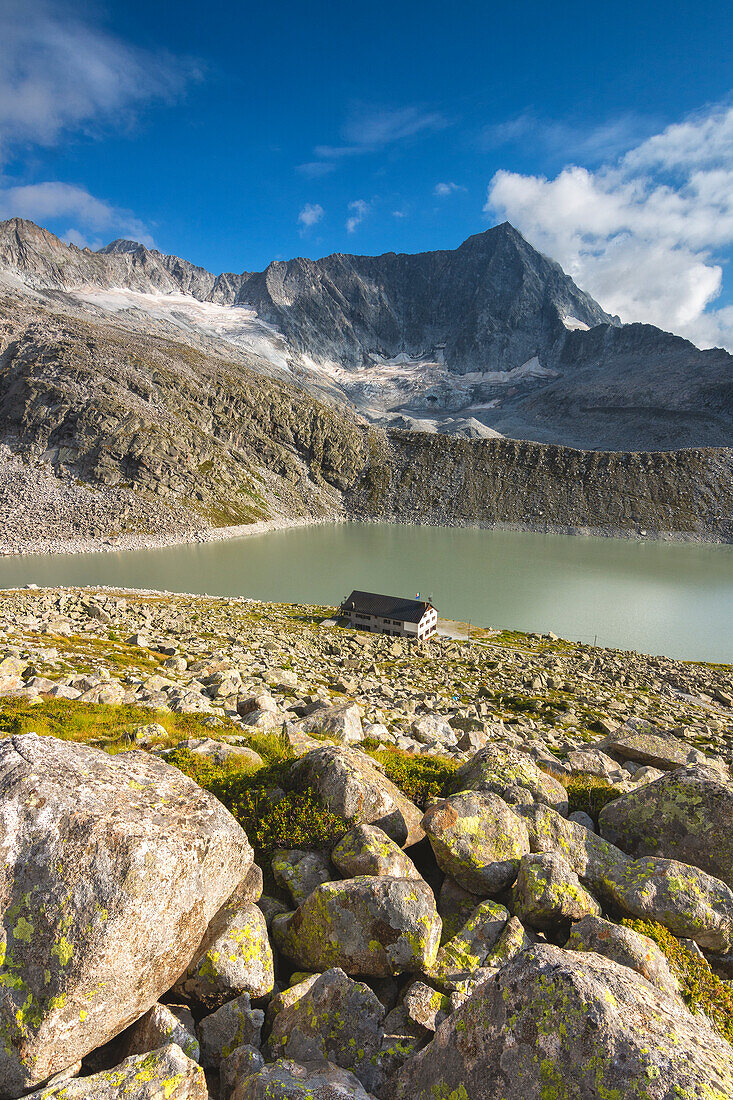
[340, 590, 435, 624]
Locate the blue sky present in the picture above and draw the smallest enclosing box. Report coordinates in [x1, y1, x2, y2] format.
[1, 0, 733, 348]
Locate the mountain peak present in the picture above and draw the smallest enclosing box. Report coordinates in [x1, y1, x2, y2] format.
[97, 239, 148, 256]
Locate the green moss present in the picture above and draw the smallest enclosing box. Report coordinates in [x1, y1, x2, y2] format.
[0, 698, 234, 748]
[560, 773, 621, 818]
[622, 918, 733, 1042]
[165, 747, 351, 867]
[361, 745, 457, 809]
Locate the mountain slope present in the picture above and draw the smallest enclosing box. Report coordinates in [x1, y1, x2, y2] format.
[1, 297, 731, 550]
[0, 217, 731, 454]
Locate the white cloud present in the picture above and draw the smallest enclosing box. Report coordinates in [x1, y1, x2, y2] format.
[297, 202, 324, 233]
[0, 0, 199, 159]
[0, 181, 154, 245]
[346, 199, 369, 233]
[485, 103, 733, 349]
[434, 181, 465, 197]
[341, 105, 445, 148]
[62, 227, 104, 250]
[481, 112, 650, 166]
[300, 104, 445, 176]
[297, 161, 336, 178]
[0, 0, 199, 247]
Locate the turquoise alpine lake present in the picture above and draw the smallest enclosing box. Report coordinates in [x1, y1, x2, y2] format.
[1, 522, 732, 662]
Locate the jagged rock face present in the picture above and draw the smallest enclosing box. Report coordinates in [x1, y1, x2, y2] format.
[2, 216, 731, 453]
[0, 220, 228, 299]
[0, 219, 610, 376]
[233, 224, 614, 372]
[1, 218, 732, 543]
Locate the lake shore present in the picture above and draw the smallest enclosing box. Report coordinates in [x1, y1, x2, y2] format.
[0, 513, 348, 558]
[2, 511, 731, 559]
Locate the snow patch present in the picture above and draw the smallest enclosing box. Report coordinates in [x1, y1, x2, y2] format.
[563, 315, 590, 331]
[73, 287, 294, 373]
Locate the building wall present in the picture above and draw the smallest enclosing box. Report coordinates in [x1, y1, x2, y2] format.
[343, 608, 437, 639]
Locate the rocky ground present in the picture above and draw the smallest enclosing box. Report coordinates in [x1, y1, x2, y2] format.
[0, 586, 733, 1098]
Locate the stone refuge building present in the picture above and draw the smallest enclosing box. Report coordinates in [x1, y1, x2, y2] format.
[340, 590, 438, 640]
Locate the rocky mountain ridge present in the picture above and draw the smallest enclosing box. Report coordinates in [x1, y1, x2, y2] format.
[2, 217, 731, 450]
[1, 217, 732, 548]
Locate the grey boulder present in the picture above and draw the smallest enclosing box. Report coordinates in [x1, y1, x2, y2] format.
[600, 856, 733, 951]
[0, 735, 253, 1097]
[23, 1046, 206, 1100]
[450, 745, 569, 812]
[272, 876, 441, 976]
[599, 766, 733, 889]
[422, 790, 529, 894]
[517, 802, 628, 891]
[174, 899, 273, 1003]
[387, 944, 733, 1099]
[221, 1045, 265, 1100]
[567, 915, 679, 996]
[431, 900, 510, 988]
[298, 702, 363, 745]
[512, 852, 601, 929]
[331, 824, 422, 880]
[267, 968, 385, 1092]
[272, 848, 333, 906]
[596, 719, 709, 770]
[232, 1059, 373, 1100]
[290, 746, 423, 846]
[198, 993, 264, 1069]
[123, 1004, 199, 1062]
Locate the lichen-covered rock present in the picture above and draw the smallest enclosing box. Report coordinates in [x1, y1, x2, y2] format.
[422, 790, 530, 894]
[431, 900, 509, 988]
[377, 1010, 430, 1081]
[174, 738, 263, 769]
[596, 719, 708, 770]
[232, 1059, 373, 1100]
[450, 745, 569, 812]
[567, 915, 679, 996]
[272, 877, 441, 976]
[23, 1045, 207, 1100]
[410, 714, 454, 745]
[0, 734, 253, 1098]
[198, 994, 264, 1069]
[174, 900, 273, 1003]
[517, 801, 628, 890]
[332, 825, 422, 880]
[484, 915, 532, 967]
[564, 748, 626, 781]
[512, 852, 601, 930]
[271, 849, 332, 906]
[123, 1004, 199, 1062]
[257, 895, 289, 930]
[401, 982, 450, 1032]
[221, 1045, 264, 1100]
[298, 702, 363, 744]
[436, 878, 482, 943]
[265, 973, 321, 1028]
[599, 766, 733, 888]
[267, 968, 385, 1092]
[387, 945, 733, 1099]
[600, 857, 733, 951]
[290, 746, 423, 847]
